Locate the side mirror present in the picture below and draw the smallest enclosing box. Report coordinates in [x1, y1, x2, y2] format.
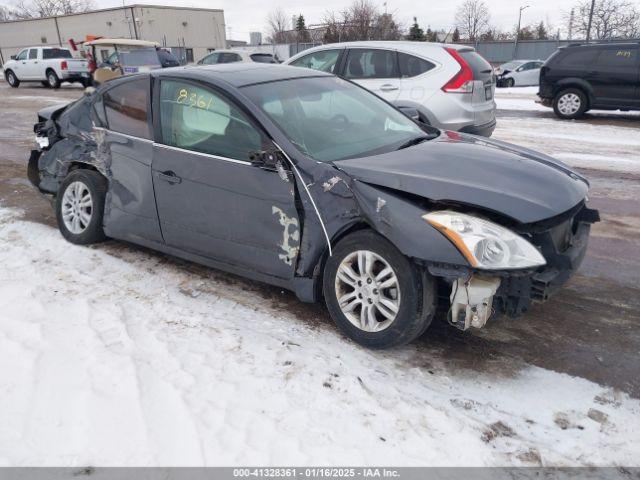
[10, 55, 16, 60]
[249, 149, 286, 170]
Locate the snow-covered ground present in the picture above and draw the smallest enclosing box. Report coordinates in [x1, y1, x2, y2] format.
[494, 87, 640, 174]
[1, 206, 639, 467]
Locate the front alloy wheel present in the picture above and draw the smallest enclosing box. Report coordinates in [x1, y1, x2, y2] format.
[334, 250, 400, 333]
[324, 230, 436, 349]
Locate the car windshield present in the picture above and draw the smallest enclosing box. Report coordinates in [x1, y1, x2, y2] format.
[500, 61, 524, 71]
[243, 76, 428, 162]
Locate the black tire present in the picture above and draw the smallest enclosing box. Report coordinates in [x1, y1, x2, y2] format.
[46, 69, 61, 89]
[55, 169, 108, 245]
[505, 77, 515, 88]
[323, 230, 436, 349]
[5, 70, 20, 88]
[553, 88, 588, 119]
[41, 81, 51, 88]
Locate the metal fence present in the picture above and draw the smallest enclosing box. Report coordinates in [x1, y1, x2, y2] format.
[461, 39, 640, 64]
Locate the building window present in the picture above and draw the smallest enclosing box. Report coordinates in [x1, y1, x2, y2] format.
[185, 48, 194, 63]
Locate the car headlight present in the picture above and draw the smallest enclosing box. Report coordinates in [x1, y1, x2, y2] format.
[423, 211, 546, 270]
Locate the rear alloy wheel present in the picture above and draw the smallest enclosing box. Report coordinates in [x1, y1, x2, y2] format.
[5, 70, 20, 88]
[323, 230, 436, 349]
[56, 169, 107, 245]
[553, 88, 587, 119]
[47, 70, 61, 89]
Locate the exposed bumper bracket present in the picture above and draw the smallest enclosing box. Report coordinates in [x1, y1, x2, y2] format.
[449, 276, 501, 330]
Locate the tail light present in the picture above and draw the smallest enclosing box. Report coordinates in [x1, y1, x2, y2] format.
[442, 47, 474, 94]
[60, 60, 68, 70]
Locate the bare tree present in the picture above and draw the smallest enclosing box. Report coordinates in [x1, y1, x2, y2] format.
[321, 0, 402, 42]
[567, 0, 640, 39]
[266, 7, 290, 44]
[9, 0, 93, 18]
[0, 5, 13, 20]
[454, 0, 491, 41]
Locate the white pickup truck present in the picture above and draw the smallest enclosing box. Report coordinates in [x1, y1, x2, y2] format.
[3, 46, 90, 88]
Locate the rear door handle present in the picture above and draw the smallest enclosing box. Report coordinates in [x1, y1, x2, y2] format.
[380, 84, 399, 91]
[157, 170, 182, 184]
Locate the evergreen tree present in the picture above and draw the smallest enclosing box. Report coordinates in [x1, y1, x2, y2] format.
[296, 14, 311, 42]
[536, 21, 548, 39]
[452, 27, 461, 42]
[407, 17, 425, 40]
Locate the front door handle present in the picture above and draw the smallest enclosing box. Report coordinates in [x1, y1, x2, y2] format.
[157, 170, 182, 184]
[380, 84, 399, 91]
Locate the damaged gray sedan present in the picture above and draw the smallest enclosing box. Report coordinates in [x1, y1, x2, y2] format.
[28, 64, 599, 349]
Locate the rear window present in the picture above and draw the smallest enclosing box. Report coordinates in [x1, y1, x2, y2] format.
[250, 53, 276, 63]
[119, 48, 161, 68]
[459, 50, 492, 77]
[43, 48, 72, 59]
[561, 48, 598, 66]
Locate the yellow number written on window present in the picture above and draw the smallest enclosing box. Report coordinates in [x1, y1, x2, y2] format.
[176, 88, 214, 109]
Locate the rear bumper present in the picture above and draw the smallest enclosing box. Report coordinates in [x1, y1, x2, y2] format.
[459, 119, 497, 137]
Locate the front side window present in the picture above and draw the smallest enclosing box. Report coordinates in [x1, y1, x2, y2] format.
[343, 49, 398, 79]
[398, 52, 435, 77]
[243, 76, 425, 162]
[219, 52, 242, 63]
[16, 50, 28, 61]
[103, 78, 150, 139]
[290, 49, 341, 73]
[160, 80, 263, 161]
[201, 52, 220, 64]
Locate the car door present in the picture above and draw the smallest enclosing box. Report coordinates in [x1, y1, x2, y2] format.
[22, 48, 40, 79]
[518, 62, 537, 85]
[589, 46, 640, 108]
[96, 76, 164, 244]
[11, 49, 29, 79]
[151, 77, 299, 279]
[340, 48, 401, 103]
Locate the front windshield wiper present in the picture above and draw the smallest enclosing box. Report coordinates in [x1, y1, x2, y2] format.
[396, 134, 435, 151]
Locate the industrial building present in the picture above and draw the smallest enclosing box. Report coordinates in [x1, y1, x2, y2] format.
[0, 4, 226, 65]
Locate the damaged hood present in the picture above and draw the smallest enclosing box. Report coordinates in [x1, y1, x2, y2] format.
[334, 132, 589, 224]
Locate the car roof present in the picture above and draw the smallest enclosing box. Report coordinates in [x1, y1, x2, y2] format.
[85, 38, 159, 47]
[152, 62, 330, 87]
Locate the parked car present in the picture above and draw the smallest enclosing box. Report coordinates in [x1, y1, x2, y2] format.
[197, 50, 278, 65]
[538, 42, 640, 119]
[285, 41, 497, 137]
[3, 46, 90, 88]
[496, 59, 544, 87]
[28, 64, 598, 349]
[156, 49, 181, 68]
[84, 39, 162, 85]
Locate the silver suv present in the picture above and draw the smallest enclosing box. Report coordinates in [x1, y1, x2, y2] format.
[285, 41, 497, 136]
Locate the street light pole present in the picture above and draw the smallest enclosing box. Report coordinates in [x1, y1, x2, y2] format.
[514, 5, 529, 59]
[586, 0, 596, 43]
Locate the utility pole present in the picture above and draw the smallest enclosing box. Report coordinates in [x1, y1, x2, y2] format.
[568, 8, 574, 40]
[514, 5, 529, 59]
[586, 0, 596, 43]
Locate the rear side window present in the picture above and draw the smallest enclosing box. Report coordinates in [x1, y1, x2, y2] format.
[28, 49, 38, 60]
[561, 48, 598, 67]
[344, 49, 398, 79]
[43, 48, 72, 59]
[290, 49, 341, 73]
[250, 53, 275, 63]
[459, 50, 492, 77]
[398, 52, 435, 77]
[103, 78, 150, 139]
[595, 47, 638, 68]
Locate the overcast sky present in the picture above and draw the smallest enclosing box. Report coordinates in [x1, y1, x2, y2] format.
[81, 0, 582, 42]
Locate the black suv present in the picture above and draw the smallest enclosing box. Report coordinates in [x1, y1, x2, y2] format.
[538, 43, 639, 119]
